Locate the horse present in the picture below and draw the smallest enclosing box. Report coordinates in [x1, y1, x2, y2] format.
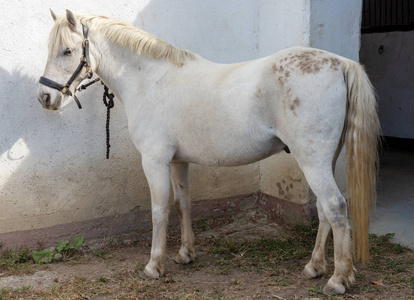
[37, 10, 380, 295]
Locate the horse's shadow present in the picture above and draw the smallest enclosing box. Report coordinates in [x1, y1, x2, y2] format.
[0, 66, 103, 164]
[0, 67, 38, 159]
[0, 65, 119, 244]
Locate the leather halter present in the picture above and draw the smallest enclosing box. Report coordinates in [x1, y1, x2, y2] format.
[39, 24, 93, 109]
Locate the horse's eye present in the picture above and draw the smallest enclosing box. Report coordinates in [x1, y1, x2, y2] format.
[63, 48, 72, 56]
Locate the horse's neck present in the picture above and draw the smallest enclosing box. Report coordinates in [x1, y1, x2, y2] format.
[90, 33, 171, 102]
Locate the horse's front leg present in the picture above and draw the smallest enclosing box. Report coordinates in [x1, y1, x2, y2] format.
[170, 162, 196, 264]
[141, 156, 171, 278]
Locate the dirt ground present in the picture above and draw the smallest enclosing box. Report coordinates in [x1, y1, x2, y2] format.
[0, 209, 413, 299]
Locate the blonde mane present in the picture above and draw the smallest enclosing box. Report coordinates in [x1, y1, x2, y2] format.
[49, 14, 196, 66]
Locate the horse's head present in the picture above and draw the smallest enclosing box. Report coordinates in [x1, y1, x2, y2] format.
[37, 10, 94, 110]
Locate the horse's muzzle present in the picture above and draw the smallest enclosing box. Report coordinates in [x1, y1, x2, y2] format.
[37, 90, 62, 110]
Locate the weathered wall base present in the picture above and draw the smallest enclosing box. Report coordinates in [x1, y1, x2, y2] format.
[0, 193, 316, 249]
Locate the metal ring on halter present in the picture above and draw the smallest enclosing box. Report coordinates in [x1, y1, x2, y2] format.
[86, 67, 93, 79]
[61, 85, 71, 94]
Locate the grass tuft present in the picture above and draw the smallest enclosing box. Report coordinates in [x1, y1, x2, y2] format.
[208, 221, 319, 273]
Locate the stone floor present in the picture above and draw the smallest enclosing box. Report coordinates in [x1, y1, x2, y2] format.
[370, 137, 414, 249]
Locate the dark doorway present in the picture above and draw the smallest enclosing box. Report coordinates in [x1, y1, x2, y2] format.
[360, 1, 414, 249]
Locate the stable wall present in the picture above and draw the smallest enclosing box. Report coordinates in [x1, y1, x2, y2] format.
[0, 0, 359, 247]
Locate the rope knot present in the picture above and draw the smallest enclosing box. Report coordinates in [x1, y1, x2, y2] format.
[72, 78, 115, 159]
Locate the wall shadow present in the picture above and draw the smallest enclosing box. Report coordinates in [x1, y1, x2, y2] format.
[0, 63, 146, 247]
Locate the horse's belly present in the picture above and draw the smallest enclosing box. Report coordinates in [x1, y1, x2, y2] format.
[173, 134, 285, 167]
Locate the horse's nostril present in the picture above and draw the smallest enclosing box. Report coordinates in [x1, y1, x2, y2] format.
[43, 93, 51, 106]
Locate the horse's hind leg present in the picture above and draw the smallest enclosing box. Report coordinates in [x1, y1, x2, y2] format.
[302, 199, 330, 278]
[300, 164, 355, 294]
[303, 149, 344, 279]
[170, 162, 196, 264]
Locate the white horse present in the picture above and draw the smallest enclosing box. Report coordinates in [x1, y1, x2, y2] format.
[37, 10, 380, 294]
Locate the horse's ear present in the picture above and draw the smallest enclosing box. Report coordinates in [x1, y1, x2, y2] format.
[50, 9, 58, 22]
[66, 9, 78, 31]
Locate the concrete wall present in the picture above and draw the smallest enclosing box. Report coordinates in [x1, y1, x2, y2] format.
[309, 0, 362, 61]
[0, 0, 360, 246]
[360, 31, 414, 138]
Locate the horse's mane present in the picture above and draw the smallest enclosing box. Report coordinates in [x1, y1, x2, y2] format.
[49, 14, 196, 66]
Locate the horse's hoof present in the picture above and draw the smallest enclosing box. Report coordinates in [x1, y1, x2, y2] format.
[302, 262, 326, 279]
[174, 254, 195, 265]
[302, 266, 319, 279]
[174, 249, 196, 265]
[174, 255, 190, 264]
[139, 271, 153, 280]
[141, 266, 161, 279]
[323, 280, 346, 295]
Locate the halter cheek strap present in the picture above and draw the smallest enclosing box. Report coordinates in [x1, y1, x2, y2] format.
[39, 24, 93, 109]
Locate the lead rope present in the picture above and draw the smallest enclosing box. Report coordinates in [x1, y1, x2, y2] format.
[102, 82, 115, 159]
[75, 78, 115, 159]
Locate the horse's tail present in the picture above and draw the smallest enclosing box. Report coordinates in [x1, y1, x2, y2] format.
[342, 59, 381, 263]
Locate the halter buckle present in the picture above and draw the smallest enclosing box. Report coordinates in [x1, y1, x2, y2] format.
[86, 66, 93, 79]
[61, 85, 70, 94]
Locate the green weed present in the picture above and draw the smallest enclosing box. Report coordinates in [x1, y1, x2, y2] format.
[308, 285, 328, 298]
[33, 237, 85, 263]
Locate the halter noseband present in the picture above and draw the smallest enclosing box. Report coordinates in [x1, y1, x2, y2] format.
[39, 24, 93, 109]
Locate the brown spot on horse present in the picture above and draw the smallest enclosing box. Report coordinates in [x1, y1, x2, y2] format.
[255, 87, 263, 99]
[290, 97, 301, 116]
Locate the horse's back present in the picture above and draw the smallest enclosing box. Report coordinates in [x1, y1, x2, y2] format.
[156, 47, 348, 167]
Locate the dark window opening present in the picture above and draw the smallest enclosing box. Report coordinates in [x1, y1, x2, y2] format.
[362, 0, 414, 33]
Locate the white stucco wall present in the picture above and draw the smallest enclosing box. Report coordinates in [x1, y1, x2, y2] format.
[0, 0, 359, 239]
[309, 0, 362, 61]
[1, 1, 149, 234]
